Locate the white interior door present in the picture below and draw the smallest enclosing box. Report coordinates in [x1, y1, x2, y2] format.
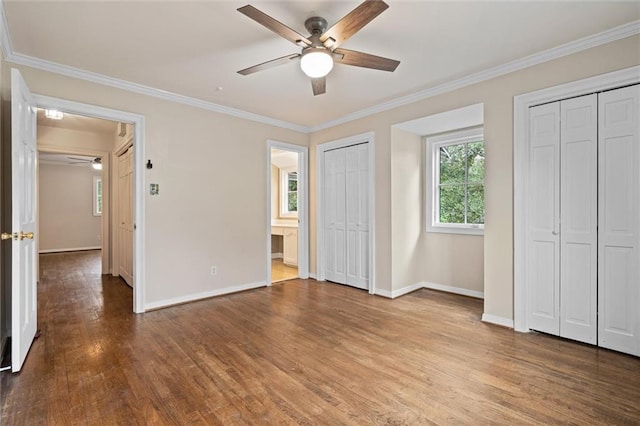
[345, 143, 369, 289]
[323, 143, 369, 289]
[9, 69, 38, 372]
[527, 102, 561, 335]
[598, 84, 640, 356]
[118, 146, 134, 287]
[324, 148, 346, 284]
[559, 94, 598, 344]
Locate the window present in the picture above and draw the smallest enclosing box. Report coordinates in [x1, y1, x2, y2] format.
[280, 167, 298, 217]
[93, 176, 102, 216]
[426, 127, 484, 235]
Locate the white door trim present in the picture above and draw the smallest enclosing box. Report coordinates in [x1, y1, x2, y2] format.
[513, 65, 640, 332]
[266, 140, 309, 284]
[33, 94, 146, 314]
[316, 131, 376, 295]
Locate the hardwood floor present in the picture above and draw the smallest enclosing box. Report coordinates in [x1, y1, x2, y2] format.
[271, 258, 298, 283]
[2, 251, 639, 424]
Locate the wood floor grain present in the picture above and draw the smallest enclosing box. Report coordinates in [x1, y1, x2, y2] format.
[271, 259, 298, 283]
[1, 251, 639, 425]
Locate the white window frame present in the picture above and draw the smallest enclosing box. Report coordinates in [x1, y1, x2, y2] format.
[279, 166, 298, 218]
[426, 127, 484, 235]
[93, 175, 102, 217]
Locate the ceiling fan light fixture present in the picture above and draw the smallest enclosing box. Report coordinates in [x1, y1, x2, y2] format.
[300, 48, 333, 78]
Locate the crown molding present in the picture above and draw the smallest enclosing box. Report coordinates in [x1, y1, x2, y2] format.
[0, 0, 309, 134]
[7, 53, 310, 133]
[309, 19, 640, 132]
[0, 0, 12, 59]
[0, 0, 637, 135]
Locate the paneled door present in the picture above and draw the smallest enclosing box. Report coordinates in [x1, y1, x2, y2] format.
[598, 84, 640, 356]
[559, 94, 598, 345]
[345, 143, 369, 289]
[323, 143, 369, 290]
[324, 147, 347, 284]
[527, 102, 561, 336]
[118, 146, 134, 287]
[6, 69, 38, 372]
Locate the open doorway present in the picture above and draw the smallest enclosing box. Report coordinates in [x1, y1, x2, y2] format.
[36, 107, 136, 304]
[33, 94, 145, 314]
[270, 148, 299, 282]
[266, 141, 309, 285]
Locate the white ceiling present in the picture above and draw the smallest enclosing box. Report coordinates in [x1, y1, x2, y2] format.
[37, 108, 118, 135]
[271, 148, 298, 169]
[5, 1, 639, 128]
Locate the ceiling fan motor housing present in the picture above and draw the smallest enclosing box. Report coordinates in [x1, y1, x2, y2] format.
[304, 16, 328, 36]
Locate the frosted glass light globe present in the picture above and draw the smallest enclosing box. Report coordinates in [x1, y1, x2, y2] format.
[300, 49, 333, 78]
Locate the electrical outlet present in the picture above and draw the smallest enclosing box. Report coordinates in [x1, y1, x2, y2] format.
[210, 266, 217, 276]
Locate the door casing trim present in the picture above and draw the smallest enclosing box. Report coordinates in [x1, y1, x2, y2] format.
[315, 131, 376, 294]
[266, 140, 309, 284]
[513, 65, 639, 332]
[34, 94, 146, 314]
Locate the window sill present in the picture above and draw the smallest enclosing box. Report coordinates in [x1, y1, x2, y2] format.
[426, 225, 484, 236]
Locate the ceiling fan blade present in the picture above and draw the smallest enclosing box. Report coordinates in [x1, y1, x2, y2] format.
[311, 77, 326, 96]
[333, 48, 400, 72]
[238, 53, 301, 76]
[320, 0, 388, 49]
[238, 5, 311, 47]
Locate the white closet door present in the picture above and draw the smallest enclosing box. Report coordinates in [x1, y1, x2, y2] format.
[559, 94, 598, 344]
[345, 143, 369, 289]
[527, 102, 561, 335]
[324, 148, 347, 284]
[598, 84, 640, 356]
[118, 147, 134, 287]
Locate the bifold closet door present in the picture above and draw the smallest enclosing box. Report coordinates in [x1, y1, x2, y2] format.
[528, 95, 598, 344]
[324, 147, 347, 284]
[559, 94, 597, 345]
[323, 143, 369, 289]
[598, 84, 640, 356]
[527, 102, 561, 335]
[345, 144, 369, 289]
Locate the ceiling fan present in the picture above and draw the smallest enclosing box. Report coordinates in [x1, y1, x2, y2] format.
[68, 156, 102, 170]
[237, 0, 400, 96]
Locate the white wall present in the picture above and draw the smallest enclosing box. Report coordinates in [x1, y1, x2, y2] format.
[4, 61, 308, 309]
[38, 163, 102, 252]
[390, 128, 424, 289]
[310, 35, 640, 322]
[38, 125, 114, 152]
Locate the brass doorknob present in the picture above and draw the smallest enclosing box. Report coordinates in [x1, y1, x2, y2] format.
[1, 232, 15, 240]
[19, 232, 34, 240]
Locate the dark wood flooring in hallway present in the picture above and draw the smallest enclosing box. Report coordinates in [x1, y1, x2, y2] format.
[1, 250, 639, 424]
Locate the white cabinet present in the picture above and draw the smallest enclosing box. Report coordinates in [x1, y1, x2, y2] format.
[283, 228, 298, 266]
[271, 225, 298, 267]
[526, 85, 639, 356]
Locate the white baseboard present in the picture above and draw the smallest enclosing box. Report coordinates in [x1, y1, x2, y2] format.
[145, 281, 267, 311]
[390, 282, 425, 298]
[376, 281, 484, 300]
[271, 253, 283, 259]
[423, 281, 484, 299]
[40, 246, 101, 254]
[307, 272, 317, 280]
[481, 313, 514, 329]
[375, 289, 393, 298]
